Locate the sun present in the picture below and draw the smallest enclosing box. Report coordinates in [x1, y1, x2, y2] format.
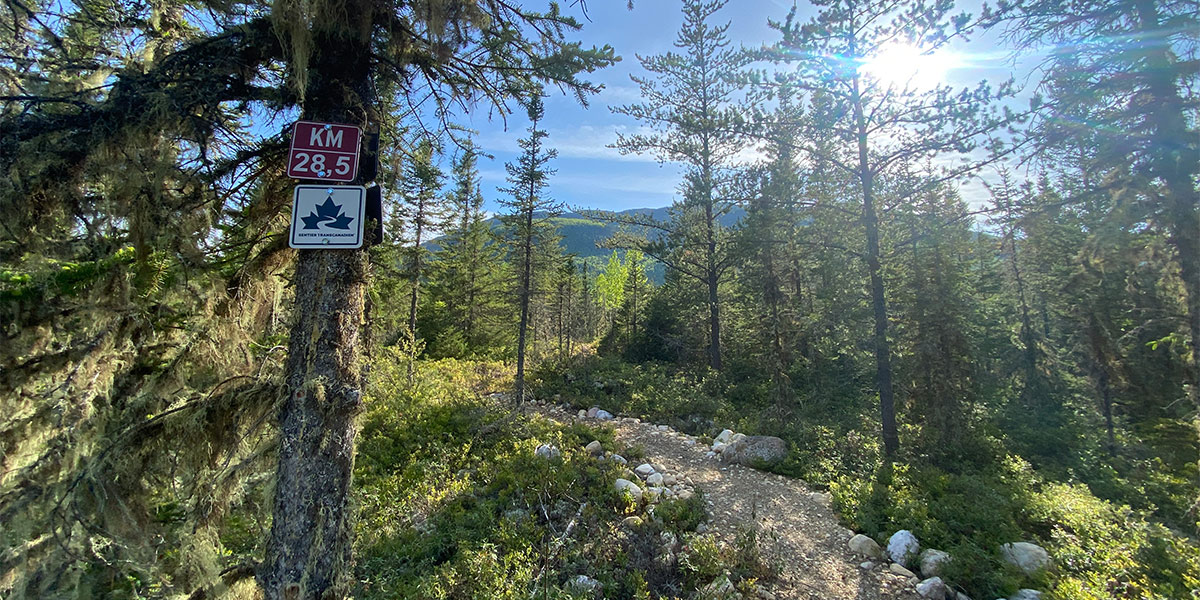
[860, 43, 959, 90]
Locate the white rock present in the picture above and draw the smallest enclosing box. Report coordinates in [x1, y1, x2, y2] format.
[609, 454, 627, 465]
[916, 577, 948, 600]
[577, 409, 587, 418]
[1001, 542, 1051, 575]
[705, 451, 717, 459]
[860, 561, 875, 570]
[848, 534, 885, 559]
[657, 425, 670, 431]
[677, 489, 694, 501]
[956, 592, 973, 600]
[729, 432, 747, 444]
[567, 574, 601, 594]
[887, 530, 920, 567]
[614, 478, 643, 503]
[595, 409, 614, 420]
[586, 407, 600, 418]
[635, 463, 656, 477]
[585, 440, 603, 455]
[919, 549, 951, 577]
[702, 576, 738, 600]
[695, 522, 708, 533]
[534, 444, 560, 459]
[1008, 590, 1042, 600]
[712, 442, 729, 453]
[888, 563, 916, 578]
[646, 472, 664, 486]
[715, 429, 734, 444]
[684, 439, 697, 446]
[663, 487, 675, 497]
[663, 473, 678, 486]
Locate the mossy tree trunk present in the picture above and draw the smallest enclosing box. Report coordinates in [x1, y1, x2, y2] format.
[259, 4, 376, 598]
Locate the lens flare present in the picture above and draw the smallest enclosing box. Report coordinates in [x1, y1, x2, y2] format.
[860, 43, 959, 90]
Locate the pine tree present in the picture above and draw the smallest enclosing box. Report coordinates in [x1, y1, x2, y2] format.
[765, 0, 1013, 456]
[605, 0, 751, 371]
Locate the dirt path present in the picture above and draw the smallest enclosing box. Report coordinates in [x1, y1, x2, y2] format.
[539, 405, 923, 600]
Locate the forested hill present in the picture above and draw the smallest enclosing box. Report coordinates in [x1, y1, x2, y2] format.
[429, 206, 747, 281]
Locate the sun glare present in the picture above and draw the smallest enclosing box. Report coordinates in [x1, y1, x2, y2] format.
[860, 43, 958, 90]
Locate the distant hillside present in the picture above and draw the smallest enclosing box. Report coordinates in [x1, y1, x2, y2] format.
[428, 206, 744, 283]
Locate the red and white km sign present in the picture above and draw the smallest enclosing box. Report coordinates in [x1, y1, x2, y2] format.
[288, 120, 362, 182]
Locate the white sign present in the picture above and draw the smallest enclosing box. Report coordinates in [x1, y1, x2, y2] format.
[289, 185, 366, 249]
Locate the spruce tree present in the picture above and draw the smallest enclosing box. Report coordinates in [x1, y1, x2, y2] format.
[498, 95, 561, 403]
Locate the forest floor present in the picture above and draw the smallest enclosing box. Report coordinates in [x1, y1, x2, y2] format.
[534, 402, 924, 600]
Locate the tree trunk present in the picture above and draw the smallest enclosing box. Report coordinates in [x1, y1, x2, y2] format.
[854, 76, 899, 457]
[260, 6, 374, 597]
[515, 209, 534, 403]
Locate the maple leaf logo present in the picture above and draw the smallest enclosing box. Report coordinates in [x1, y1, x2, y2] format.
[301, 196, 354, 230]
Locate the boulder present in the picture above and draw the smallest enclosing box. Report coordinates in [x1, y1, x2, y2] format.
[712, 442, 729, 453]
[1008, 590, 1042, 600]
[729, 432, 747, 444]
[888, 563, 916, 578]
[595, 409, 615, 420]
[848, 534, 885, 559]
[860, 561, 875, 570]
[663, 473, 678, 486]
[701, 575, 741, 600]
[1001, 542, 1050, 575]
[586, 407, 600, 418]
[534, 444, 561, 460]
[715, 429, 735, 444]
[577, 409, 587, 418]
[585, 440, 604, 455]
[622, 515, 643, 528]
[887, 530, 920, 567]
[614, 478, 643, 503]
[720, 436, 789, 468]
[919, 549, 951, 577]
[646, 472, 664, 486]
[609, 454, 628, 465]
[916, 577, 948, 600]
[635, 463, 656, 477]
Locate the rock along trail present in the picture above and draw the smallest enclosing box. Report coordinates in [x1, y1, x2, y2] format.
[538, 403, 923, 600]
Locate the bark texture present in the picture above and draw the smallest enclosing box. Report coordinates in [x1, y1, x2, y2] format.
[259, 3, 375, 597]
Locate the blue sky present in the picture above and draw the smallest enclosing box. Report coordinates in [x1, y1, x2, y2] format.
[458, 0, 1030, 215]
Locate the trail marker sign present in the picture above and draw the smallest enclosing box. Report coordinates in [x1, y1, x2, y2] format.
[288, 121, 362, 182]
[289, 185, 366, 249]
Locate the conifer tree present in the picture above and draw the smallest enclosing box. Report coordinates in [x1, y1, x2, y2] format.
[499, 95, 561, 402]
[605, 0, 751, 371]
[398, 138, 447, 342]
[1, 1, 615, 597]
[988, 0, 1200, 407]
[765, 0, 1013, 456]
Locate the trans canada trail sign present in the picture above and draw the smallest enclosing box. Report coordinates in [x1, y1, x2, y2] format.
[288, 121, 362, 182]
[289, 185, 366, 249]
